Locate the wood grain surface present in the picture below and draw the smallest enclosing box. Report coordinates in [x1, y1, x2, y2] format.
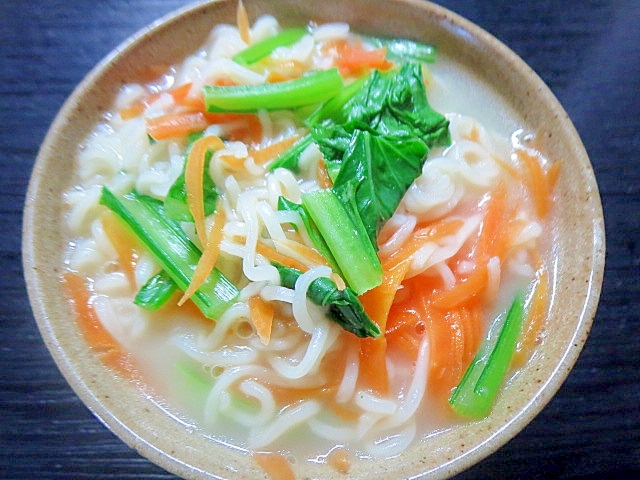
[1, 0, 639, 478]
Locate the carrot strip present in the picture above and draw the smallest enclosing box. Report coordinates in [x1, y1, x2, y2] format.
[61, 272, 139, 380]
[272, 238, 329, 269]
[474, 184, 508, 264]
[237, 0, 251, 44]
[219, 153, 246, 170]
[518, 148, 550, 219]
[184, 135, 225, 246]
[146, 111, 210, 140]
[253, 452, 296, 480]
[513, 266, 549, 367]
[249, 134, 300, 165]
[178, 200, 226, 306]
[334, 41, 393, 76]
[100, 210, 140, 287]
[317, 160, 333, 189]
[430, 264, 488, 310]
[547, 160, 561, 190]
[168, 82, 193, 103]
[256, 241, 309, 272]
[381, 218, 464, 268]
[358, 336, 389, 395]
[249, 295, 275, 345]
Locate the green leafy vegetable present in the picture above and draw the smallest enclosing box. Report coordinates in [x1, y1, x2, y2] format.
[273, 263, 380, 338]
[134, 270, 178, 310]
[232, 28, 308, 66]
[276, 196, 341, 276]
[449, 291, 526, 418]
[100, 187, 238, 319]
[301, 189, 382, 295]
[363, 36, 437, 64]
[267, 134, 314, 172]
[203, 68, 344, 112]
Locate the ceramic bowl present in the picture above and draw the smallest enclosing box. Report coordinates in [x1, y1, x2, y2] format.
[23, 0, 605, 478]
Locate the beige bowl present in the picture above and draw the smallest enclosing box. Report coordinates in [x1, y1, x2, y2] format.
[23, 0, 605, 478]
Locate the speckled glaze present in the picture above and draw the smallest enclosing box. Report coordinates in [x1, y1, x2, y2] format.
[23, 0, 605, 478]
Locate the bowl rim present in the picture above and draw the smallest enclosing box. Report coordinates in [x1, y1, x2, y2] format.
[23, 0, 606, 478]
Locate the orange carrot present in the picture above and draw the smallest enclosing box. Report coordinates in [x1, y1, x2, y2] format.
[430, 264, 488, 310]
[316, 160, 333, 189]
[474, 184, 508, 264]
[249, 295, 275, 345]
[518, 148, 551, 219]
[356, 255, 414, 395]
[381, 218, 464, 268]
[100, 210, 140, 287]
[184, 135, 225, 246]
[146, 111, 210, 140]
[167, 82, 193, 103]
[256, 241, 309, 272]
[513, 266, 549, 367]
[218, 153, 246, 170]
[358, 336, 389, 395]
[178, 200, 226, 306]
[547, 160, 561, 190]
[334, 41, 393, 76]
[61, 272, 140, 380]
[253, 452, 296, 480]
[272, 238, 329, 269]
[249, 134, 300, 165]
[237, 0, 251, 44]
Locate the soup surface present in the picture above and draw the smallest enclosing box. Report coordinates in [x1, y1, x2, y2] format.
[62, 11, 556, 471]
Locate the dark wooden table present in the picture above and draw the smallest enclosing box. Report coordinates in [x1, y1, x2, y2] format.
[2, 0, 639, 478]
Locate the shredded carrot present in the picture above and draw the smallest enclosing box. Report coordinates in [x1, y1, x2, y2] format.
[249, 295, 275, 345]
[430, 264, 488, 310]
[333, 40, 393, 76]
[358, 336, 389, 395]
[178, 199, 226, 306]
[253, 452, 296, 480]
[264, 59, 309, 82]
[474, 184, 508, 264]
[168, 82, 193, 103]
[381, 218, 464, 268]
[146, 111, 210, 140]
[356, 256, 414, 396]
[547, 160, 561, 190]
[61, 272, 140, 380]
[272, 238, 329, 269]
[100, 210, 140, 287]
[518, 147, 551, 219]
[513, 266, 549, 367]
[206, 112, 263, 144]
[184, 135, 225, 246]
[218, 153, 246, 170]
[249, 134, 300, 165]
[237, 0, 251, 44]
[256, 241, 309, 272]
[316, 160, 333, 189]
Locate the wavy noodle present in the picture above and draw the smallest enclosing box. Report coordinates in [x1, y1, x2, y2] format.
[222, 379, 276, 427]
[248, 401, 321, 448]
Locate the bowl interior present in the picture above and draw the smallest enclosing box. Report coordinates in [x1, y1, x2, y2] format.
[23, 0, 605, 478]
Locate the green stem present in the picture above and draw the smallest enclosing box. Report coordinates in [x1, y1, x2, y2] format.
[100, 187, 238, 319]
[233, 28, 308, 66]
[203, 68, 343, 112]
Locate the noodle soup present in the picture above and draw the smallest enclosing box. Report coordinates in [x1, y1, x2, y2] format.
[61, 8, 557, 474]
